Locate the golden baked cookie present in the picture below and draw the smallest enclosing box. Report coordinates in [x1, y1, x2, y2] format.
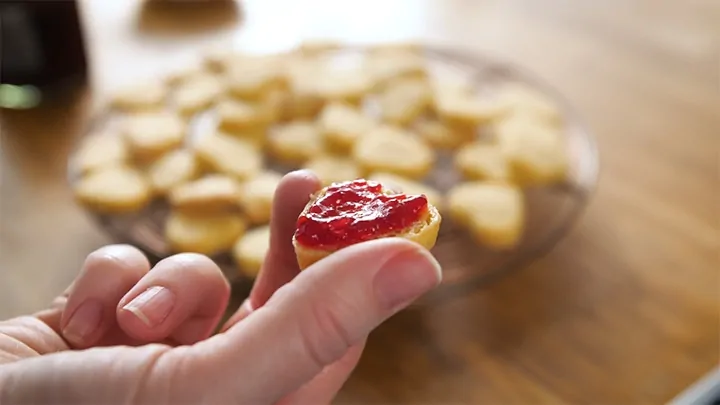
[304, 155, 362, 186]
[169, 174, 242, 215]
[414, 117, 475, 150]
[74, 165, 151, 214]
[378, 78, 432, 126]
[174, 74, 223, 117]
[318, 102, 377, 154]
[495, 84, 563, 126]
[435, 92, 506, 127]
[165, 211, 247, 256]
[216, 98, 272, 140]
[71, 133, 128, 175]
[225, 57, 286, 101]
[111, 81, 166, 112]
[232, 225, 270, 278]
[194, 132, 263, 180]
[147, 149, 200, 196]
[268, 121, 324, 165]
[454, 142, 510, 181]
[122, 111, 186, 163]
[447, 181, 525, 249]
[495, 118, 569, 185]
[352, 125, 434, 179]
[292, 179, 441, 270]
[239, 171, 283, 225]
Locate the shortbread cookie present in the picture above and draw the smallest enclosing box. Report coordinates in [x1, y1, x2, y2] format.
[414, 117, 475, 150]
[169, 175, 242, 214]
[165, 211, 247, 256]
[216, 98, 272, 138]
[454, 142, 509, 181]
[232, 225, 270, 278]
[495, 84, 563, 126]
[314, 70, 373, 105]
[318, 102, 376, 154]
[225, 57, 286, 101]
[495, 118, 569, 185]
[72, 133, 128, 175]
[111, 81, 166, 112]
[122, 111, 186, 163]
[239, 171, 282, 224]
[293, 179, 441, 269]
[268, 121, 324, 165]
[365, 50, 427, 89]
[74, 165, 151, 214]
[174, 74, 223, 117]
[147, 149, 199, 195]
[447, 182, 525, 249]
[435, 92, 506, 127]
[379, 78, 432, 126]
[352, 125, 434, 179]
[368, 172, 443, 211]
[304, 155, 362, 186]
[194, 132, 263, 180]
[368, 42, 422, 55]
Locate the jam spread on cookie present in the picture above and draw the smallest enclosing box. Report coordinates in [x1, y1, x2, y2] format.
[294, 179, 428, 249]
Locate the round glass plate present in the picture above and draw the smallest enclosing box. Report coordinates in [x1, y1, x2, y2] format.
[68, 45, 598, 304]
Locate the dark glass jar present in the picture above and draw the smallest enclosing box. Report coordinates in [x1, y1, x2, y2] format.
[0, 1, 89, 108]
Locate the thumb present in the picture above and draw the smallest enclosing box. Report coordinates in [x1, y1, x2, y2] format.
[184, 238, 442, 404]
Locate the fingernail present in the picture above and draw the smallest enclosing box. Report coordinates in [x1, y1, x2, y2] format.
[373, 247, 442, 311]
[63, 300, 104, 345]
[122, 286, 175, 327]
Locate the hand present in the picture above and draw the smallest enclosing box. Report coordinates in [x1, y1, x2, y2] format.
[0, 171, 442, 404]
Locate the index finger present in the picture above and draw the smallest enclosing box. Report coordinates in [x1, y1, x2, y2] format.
[223, 170, 320, 328]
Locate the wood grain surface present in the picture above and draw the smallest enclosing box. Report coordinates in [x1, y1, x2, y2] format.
[1, 0, 718, 403]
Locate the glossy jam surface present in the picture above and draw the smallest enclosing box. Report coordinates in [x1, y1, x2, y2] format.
[295, 179, 429, 249]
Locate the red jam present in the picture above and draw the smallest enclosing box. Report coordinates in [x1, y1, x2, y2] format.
[294, 179, 429, 249]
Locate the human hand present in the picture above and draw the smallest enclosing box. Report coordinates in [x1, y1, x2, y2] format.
[0, 171, 442, 404]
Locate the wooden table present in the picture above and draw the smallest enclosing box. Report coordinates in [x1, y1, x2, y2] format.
[1, 0, 718, 403]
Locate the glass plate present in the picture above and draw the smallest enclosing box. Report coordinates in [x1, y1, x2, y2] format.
[68, 45, 599, 305]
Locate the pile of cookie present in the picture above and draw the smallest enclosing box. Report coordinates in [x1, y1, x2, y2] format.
[71, 40, 569, 279]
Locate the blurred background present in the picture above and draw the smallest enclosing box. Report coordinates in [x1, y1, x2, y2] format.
[0, 0, 718, 403]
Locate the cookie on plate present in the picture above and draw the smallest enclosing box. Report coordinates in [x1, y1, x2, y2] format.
[71, 133, 128, 175]
[454, 142, 510, 181]
[352, 125, 434, 179]
[194, 132, 263, 181]
[147, 149, 200, 196]
[122, 111, 186, 163]
[447, 181, 525, 249]
[414, 117, 476, 150]
[495, 118, 569, 185]
[165, 211, 247, 256]
[232, 225, 270, 278]
[174, 74, 223, 117]
[318, 102, 377, 154]
[74, 165, 151, 214]
[268, 121, 324, 165]
[378, 78, 431, 126]
[169, 175, 242, 214]
[111, 81, 166, 112]
[238, 171, 283, 225]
